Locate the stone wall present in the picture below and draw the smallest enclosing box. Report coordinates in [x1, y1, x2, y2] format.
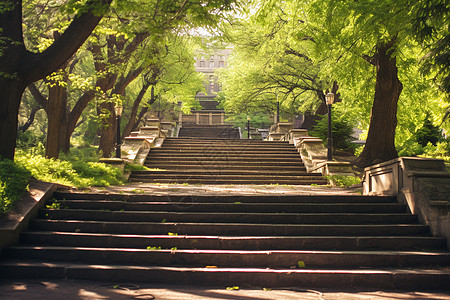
[363, 157, 450, 248]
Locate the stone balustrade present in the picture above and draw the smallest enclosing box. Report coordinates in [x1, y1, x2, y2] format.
[363, 157, 450, 248]
[279, 129, 355, 181]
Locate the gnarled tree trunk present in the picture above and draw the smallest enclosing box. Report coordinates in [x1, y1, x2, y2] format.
[356, 38, 403, 168]
[0, 0, 111, 159]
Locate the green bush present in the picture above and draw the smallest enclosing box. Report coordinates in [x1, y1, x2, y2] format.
[310, 114, 356, 151]
[15, 149, 124, 188]
[0, 159, 31, 215]
[415, 117, 444, 147]
[397, 138, 425, 157]
[16, 131, 46, 150]
[326, 175, 361, 187]
[421, 140, 450, 162]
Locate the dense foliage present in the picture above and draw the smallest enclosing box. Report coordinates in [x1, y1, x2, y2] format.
[14, 147, 124, 188]
[1, 0, 448, 171]
[309, 114, 357, 152]
[217, 0, 449, 165]
[0, 159, 31, 215]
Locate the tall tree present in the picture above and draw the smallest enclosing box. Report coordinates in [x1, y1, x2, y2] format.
[0, 0, 112, 159]
[2, 0, 239, 160]
[293, 0, 429, 167]
[219, 5, 327, 125]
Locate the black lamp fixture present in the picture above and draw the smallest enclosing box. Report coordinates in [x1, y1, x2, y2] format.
[114, 104, 123, 159]
[247, 115, 250, 140]
[325, 92, 335, 161]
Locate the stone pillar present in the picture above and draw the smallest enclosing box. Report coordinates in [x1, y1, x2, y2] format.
[209, 112, 213, 125]
[196, 113, 200, 125]
[178, 110, 183, 126]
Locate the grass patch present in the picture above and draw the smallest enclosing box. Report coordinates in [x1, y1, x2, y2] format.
[14, 148, 125, 188]
[0, 158, 32, 215]
[124, 163, 150, 172]
[326, 175, 361, 187]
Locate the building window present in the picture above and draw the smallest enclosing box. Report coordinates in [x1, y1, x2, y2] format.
[199, 61, 205, 67]
[209, 61, 215, 68]
[219, 61, 225, 68]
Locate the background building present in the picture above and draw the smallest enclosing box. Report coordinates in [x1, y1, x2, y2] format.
[180, 46, 233, 126]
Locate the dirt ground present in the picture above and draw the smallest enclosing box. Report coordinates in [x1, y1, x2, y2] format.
[1, 279, 449, 300]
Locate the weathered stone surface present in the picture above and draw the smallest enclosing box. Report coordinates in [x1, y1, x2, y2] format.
[139, 126, 161, 137]
[0, 180, 55, 256]
[363, 157, 450, 248]
[267, 133, 284, 141]
[122, 137, 154, 163]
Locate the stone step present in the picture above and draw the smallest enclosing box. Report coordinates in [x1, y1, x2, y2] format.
[160, 140, 293, 145]
[165, 137, 287, 142]
[129, 178, 328, 185]
[162, 143, 293, 148]
[1, 261, 449, 290]
[145, 161, 306, 168]
[145, 165, 309, 172]
[5, 246, 450, 269]
[51, 192, 397, 203]
[19, 232, 447, 251]
[160, 142, 294, 147]
[145, 156, 303, 162]
[130, 174, 323, 182]
[151, 149, 300, 154]
[40, 209, 418, 224]
[131, 169, 310, 176]
[48, 202, 406, 213]
[29, 220, 430, 236]
[148, 153, 301, 159]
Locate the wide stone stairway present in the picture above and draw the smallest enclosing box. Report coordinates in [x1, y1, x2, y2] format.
[129, 137, 328, 185]
[1, 190, 449, 289]
[178, 124, 240, 139]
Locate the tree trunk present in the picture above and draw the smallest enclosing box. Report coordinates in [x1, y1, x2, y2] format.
[122, 82, 153, 138]
[19, 106, 42, 132]
[0, 0, 111, 159]
[356, 39, 403, 168]
[0, 80, 27, 159]
[59, 89, 70, 154]
[45, 82, 66, 158]
[98, 101, 116, 158]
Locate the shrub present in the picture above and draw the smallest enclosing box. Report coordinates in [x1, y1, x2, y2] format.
[326, 175, 361, 187]
[16, 131, 46, 150]
[415, 117, 444, 147]
[397, 138, 425, 157]
[0, 159, 31, 215]
[15, 150, 124, 188]
[310, 114, 356, 151]
[421, 140, 450, 162]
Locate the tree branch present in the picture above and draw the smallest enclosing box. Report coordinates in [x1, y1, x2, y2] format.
[20, 0, 113, 84]
[27, 83, 48, 112]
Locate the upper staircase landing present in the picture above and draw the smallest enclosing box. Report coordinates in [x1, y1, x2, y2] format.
[129, 137, 328, 185]
[178, 125, 240, 139]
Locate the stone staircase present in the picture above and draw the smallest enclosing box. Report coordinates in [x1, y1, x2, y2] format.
[129, 137, 327, 185]
[178, 125, 240, 139]
[1, 191, 449, 289]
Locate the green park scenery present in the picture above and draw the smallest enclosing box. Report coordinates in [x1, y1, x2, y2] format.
[1, 0, 449, 214]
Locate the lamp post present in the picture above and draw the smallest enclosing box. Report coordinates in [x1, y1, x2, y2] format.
[114, 104, 123, 159]
[247, 115, 250, 140]
[325, 92, 335, 161]
[276, 94, 280, 124]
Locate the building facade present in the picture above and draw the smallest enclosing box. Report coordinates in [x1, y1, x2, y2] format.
[180, 46, 233, 126]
